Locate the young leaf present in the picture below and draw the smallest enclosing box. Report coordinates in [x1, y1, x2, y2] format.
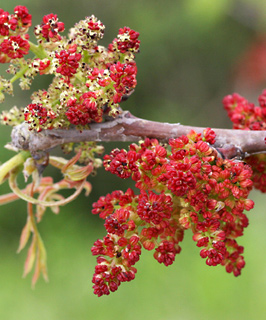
[23, 235, 37, 278]
[17, 217, 32, 253]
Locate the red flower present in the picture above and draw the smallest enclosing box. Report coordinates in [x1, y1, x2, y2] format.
[24, 103, 48, 131]
[0, 9, 10, 36]
[109, 61, 137, 102]
[154, 240, 177, 266]
[55, 49, 81, 80]
[0, 35, 29, 61]
[12, 6, 32, 32]
[104, 148, 139, 179]
[137, 190, 172, 225]
[109, 27, 140, 53]
[92, 190, 124, 219]
[38, 59, 51, 74]
[36, 13, 64, 42]
[104, 208, 130, 236]
[203, 127, 216, 144]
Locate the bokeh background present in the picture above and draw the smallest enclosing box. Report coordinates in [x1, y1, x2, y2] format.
[0, 0, 266, 319]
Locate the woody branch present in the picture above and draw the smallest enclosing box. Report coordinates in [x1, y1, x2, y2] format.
[10, 110, 266, 159]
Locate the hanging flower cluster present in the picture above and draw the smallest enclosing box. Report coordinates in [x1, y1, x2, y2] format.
[0, 6, 139, 130]
[91, 129, 254, 296]
[223, 90, 266, 192]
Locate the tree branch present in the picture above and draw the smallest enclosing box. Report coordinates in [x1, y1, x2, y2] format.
[10, 111, 266, 159]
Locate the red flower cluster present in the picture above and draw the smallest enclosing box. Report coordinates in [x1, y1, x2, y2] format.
[70, 15, 105, 49]
[85, 61, 137, 110]
[0, 6, 140, 132]
[92, 130, 254, 296]
[87, 15, 104, 35]
[0, 6, 31, 63]
[24, 103, 48, 131]
[87, 68, 112, 87]
[55, 47, 82, 81]
[0, 35, 30, 61]
[223, 89, 266, 192]
[23, 99, 57, 131]
[223, 90, 266, 130]
[109, 61, 137, 103]
[109, 27, 140, 53]
[32, 58, 51, 75]
[65, 91, 102, 125]
[0, 6, 31, 36]
[35, 13, 64, 42]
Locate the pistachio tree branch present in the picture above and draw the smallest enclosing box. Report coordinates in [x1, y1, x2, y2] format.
[10, 111, 266, 159]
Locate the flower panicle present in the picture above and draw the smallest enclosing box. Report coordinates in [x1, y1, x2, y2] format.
[0, 5, 140, 132]
[92, 130, 254, 296]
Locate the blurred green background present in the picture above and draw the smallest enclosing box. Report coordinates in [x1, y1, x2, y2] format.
[1, 0, 266, 319]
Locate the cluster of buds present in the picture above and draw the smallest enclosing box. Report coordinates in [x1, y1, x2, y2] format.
[91, 129, 254, 296]
[0, 6, 140, 131]
[223, 90, 266, 192]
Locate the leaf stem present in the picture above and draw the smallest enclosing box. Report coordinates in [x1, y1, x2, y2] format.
[8, 172, 86, 206]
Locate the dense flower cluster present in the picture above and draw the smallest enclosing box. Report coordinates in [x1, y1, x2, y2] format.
[0, 35, 30, 61]
[0, 6, 31, 63]
[91, 129, 254, 296]
[223, 90, 266, 192]
[34, 13, 64, 42]
[109, 61, 137, 103]
[223, 90, 266, 130]
[65, 91, 101, 125]
[69, 15, 105, 49]
[24, 103, 57, 132]
[109, 27, 140, 54]
[0, 6, 140, 130]
[0, 6, 31, 36]
[55, 46, 82, 81]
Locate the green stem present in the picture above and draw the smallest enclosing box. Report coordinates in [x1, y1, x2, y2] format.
[74, 71, 86, 84]
[82, 50, 90, 64]
[9, 65, 29, 85]
[0, 42, 48, 93]
[28, 41, 48, 59]
[0, 151, 30, 184]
